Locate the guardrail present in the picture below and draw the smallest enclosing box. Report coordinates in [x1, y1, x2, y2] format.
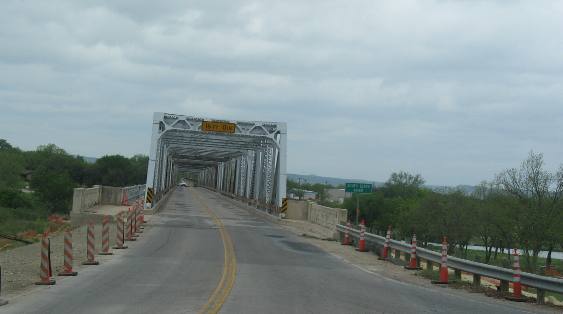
[336, 224, 563, 298]
[123, 184, 146, 205]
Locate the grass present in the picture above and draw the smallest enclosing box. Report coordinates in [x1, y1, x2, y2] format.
[0, 206, 50, 236]
[545, 291, 563, 303]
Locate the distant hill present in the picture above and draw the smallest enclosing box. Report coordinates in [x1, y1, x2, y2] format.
[426, 184, 476, 195]
[287, 173, 383, 187]
[287, 173, 476, 195]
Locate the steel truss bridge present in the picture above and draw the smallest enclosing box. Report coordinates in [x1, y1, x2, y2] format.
[145, 112, 287, 211]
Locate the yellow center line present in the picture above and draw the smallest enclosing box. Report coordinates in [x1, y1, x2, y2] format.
[193, 189, 237, 314]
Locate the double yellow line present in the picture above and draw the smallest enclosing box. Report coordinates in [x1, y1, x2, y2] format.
[193, 190, 237, 314]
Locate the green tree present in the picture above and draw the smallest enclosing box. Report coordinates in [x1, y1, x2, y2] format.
[0, 139, 25, 190]
[495, 151, 563, 272]
[88, 155, 133, 186]
[383, 171, 425, 198]
[129, 155, 149, 184]
[30, 165, 75, 213]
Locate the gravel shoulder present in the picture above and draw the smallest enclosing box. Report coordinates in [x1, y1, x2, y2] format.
[0, 217, 137, 298]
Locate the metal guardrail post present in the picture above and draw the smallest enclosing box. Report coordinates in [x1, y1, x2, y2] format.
[454, 269, 462, 281]
[536, 289, 545, 305]
[472, 274, 481, 290]
[426, 260, 434, 272]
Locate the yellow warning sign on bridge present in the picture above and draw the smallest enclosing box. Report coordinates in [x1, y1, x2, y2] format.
[202, 121, 236, 134]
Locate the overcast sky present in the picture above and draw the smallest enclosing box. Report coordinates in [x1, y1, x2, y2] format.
[1, 1, 563, 186]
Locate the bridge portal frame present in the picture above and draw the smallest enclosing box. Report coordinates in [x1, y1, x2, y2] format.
[145, 112, 287, 211]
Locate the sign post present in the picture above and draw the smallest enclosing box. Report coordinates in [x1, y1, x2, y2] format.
[345, 183, 373, 225]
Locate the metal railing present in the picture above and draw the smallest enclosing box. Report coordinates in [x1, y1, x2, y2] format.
[123, 184, 146, 205]
[336, 224, 563, 294]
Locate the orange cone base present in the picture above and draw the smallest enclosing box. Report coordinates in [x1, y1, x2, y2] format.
[341, 239, 351, 245]
[505, 295, 526, 302]
[35, 279, 56, 285]
[113, 245, 128, 249]
[0, 299, 8, 306]
[82, 260, 99, 265]
[431, 280, 451, 284]
[405, 266, 422, 270]
[378, 256, 388, 260]
[355, 247, 368, 252]
[58, 271, 78, 276]
[99, 252, 113, 255]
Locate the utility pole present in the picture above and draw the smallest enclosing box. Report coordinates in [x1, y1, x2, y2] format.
[356, 193, 359, 225]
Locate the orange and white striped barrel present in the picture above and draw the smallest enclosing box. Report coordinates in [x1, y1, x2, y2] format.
[99, 216, 113, 255]
[82, 222, 99, 265]
[141, 202, 146, 224]
[114, 212, 127, 249]
[136, 212, 143, 233]
[133, 205, 138, 233]
[126, 209, 136, 241]
[58, 230, 77, 276]
[134, 204, 142, 233]
[35, 232, 55, 285]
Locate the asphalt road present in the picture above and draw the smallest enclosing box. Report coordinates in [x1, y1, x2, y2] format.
[2, 187, 556, 314]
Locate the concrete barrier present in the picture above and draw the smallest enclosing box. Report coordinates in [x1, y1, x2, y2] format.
[283, 200, 347, 239]
[307, 203, 347, 239]
[72, 184, 146, 213]
[101, 186, 123, 205]
[72, 186, 102, 213]
[285, 200, 308, 220]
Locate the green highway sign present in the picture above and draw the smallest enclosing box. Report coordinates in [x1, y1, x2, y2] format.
[345, 183, 373, 193]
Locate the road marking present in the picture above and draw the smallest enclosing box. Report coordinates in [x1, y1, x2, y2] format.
[193, 189, 237, 314]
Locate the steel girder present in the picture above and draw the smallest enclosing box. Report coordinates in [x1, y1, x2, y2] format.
[145, 112, 287, 209]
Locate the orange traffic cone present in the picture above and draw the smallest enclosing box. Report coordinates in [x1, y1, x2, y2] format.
[341, 221, 352, 245]
[432, 236, 449, 284]
[355, 219, 368, 252]
[405, 234, 422, 270]
[506, 249, 525, 301]
[379, 225, 392, 260]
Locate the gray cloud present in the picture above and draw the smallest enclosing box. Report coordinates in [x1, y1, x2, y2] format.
[1, 0, 563, 185]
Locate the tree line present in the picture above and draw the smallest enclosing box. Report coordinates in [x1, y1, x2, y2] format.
[0, 139, 148, 214]
[339, 152, 562, 274]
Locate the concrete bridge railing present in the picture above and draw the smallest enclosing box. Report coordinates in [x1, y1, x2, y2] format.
[72, 184, 146, 213]
[284, 200, 347, 239]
